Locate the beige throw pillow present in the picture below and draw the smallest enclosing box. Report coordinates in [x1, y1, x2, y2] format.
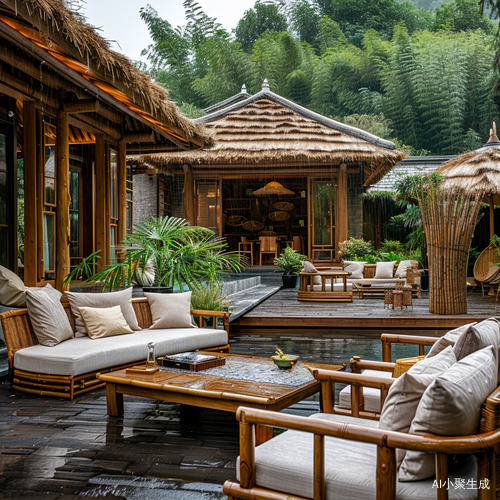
[0, 265, 27, 307]
[426, 322, 476, 358]
[25, 284, 74, 347]
[379, 346, 456, 467]
[66, 287, 141, 337]
[394, 260, 414, 278]
[373, 261, 396, 279]
[343, 261, 365, 280]
[79, 305, 133, 339]
[399, 346, 497, 482]
[145, 291, 195, 329]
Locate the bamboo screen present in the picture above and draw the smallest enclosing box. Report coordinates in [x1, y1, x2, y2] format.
[420, 190, 482, 315]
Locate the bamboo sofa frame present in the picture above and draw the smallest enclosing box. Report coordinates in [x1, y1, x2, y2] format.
[1, 297, 230, 400]
[224, 332, 500, 500]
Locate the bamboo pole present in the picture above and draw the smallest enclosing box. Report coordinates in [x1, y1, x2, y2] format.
[55, 109, 70, 291]
[117, 139, 127, 246]
[36, 111, 45, 281]
[95, 135, 107, 270]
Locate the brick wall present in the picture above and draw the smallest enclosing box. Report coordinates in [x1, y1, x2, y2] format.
[347, 172, 363, 238]
[133, 174, 157, 225]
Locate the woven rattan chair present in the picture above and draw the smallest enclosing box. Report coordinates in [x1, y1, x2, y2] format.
[473, 243, 500, 296]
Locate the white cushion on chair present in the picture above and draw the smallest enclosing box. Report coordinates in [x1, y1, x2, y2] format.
[238, 413, 476, 499]
[338, 369, 393, 413]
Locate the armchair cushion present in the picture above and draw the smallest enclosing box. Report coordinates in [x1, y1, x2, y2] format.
[240, 413, 476, 499]
[0, 265, 27, 307]
[343, 261, 365, 280]
[301, 260, 321, 285]
[394, 260, 414, 278]
[426, 322, 476, 358]
[400, 345, 497, 482]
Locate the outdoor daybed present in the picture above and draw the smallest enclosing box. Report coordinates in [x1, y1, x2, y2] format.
[224, 319, 500, 500]
[1, 296, 230, 400]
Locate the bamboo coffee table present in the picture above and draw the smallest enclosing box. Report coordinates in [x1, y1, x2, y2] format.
[97, 352, 343, 444]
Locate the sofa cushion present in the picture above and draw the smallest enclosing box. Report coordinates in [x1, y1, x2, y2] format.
[0, 265, 27, 307]
[145, 291, 195, 329]
[453, 318, 500, 381]
[25, 284, 74, 347]
[394, 260, 414, 278]
[346, 278, 403, 285]
[379, 346, 457, 467]
[239, 413, 476, 500]
[13, 327, 228, 376]
[374, 261, 396, 279]
[343, 261, 365, 280]
[400, 346, 497, 482]
[301, 260, 321, 285]
[339, 369, 393, 413]
[426, 323, 476, 358]
[79, 305, 134, 339]
[66, 287, 141, 336]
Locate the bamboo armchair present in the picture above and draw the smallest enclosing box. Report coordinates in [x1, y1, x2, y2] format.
[474, 244, 500, 296]
[224, 367, 500, 500]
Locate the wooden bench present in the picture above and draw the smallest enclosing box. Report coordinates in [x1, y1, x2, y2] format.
[1, 297, 230, 400]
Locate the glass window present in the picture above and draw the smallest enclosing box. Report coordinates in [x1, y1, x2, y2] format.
[69, 170, 80, 259]
[110, 149, 118, 219]
[43, 212, 55, 271]
[44, 145, 56, 205]
[313, 182, 335, 246]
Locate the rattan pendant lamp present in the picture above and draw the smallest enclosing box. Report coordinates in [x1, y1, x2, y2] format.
[253, 181, 294, 196]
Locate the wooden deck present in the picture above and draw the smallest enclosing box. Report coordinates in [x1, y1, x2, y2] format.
[232, 289, 500, 333]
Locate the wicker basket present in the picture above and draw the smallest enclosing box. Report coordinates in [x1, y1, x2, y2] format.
[393, 354, 426, 378]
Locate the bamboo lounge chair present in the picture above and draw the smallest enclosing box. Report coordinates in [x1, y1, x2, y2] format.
[224, 326, 500, 500]
[473, 243, 500, 296]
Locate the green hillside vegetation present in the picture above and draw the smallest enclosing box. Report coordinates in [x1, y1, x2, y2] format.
[140, 0, 500, 155]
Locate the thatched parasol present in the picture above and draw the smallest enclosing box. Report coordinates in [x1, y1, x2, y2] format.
[438, 123, 500, 238]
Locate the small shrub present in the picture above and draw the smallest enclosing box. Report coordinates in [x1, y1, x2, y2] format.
[191, 286, 229, 312]
[380, 240, 404, 254]
[338, 237, 375, 261]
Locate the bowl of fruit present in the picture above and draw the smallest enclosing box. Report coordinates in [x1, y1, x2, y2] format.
[271, 347, 299, 369]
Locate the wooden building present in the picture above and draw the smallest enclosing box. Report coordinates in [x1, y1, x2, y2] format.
[136, 82, 405, 264]
[0, 0, 211, 289]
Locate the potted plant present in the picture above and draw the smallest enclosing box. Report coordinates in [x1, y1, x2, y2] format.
[63, 216, 243, 292]
[274, 247, 308, 288]
[191, 286, 231, 327]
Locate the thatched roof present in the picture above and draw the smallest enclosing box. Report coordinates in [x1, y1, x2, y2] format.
[0, 0, 211, 148]
[137, 85, 406, 186]
[438, 125, 500, 197]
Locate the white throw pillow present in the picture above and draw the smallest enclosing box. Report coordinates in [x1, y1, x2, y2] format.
[343, 261, 365, 280]
[426, 322, 476, 358]
[301, 261, 321, 285]
[394, 260, 414, 278]
[79, 305, 134, 339]
[379, 346, 457, 467]
[0, 265, 27, 307]
[66, 287, 141, 337]
[399, 346, 497, 482]
[25, 284, 74, 347]
[373, 261, 396, 279]
[145, 291, 195, 329]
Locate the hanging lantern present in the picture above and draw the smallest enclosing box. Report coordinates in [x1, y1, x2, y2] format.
[253, 181, 294, 196]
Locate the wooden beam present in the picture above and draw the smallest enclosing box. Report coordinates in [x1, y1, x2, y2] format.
[67, 113, 120, 141]
[126, 143, 179, 153]
[62, 99, 100, 114]
[36, 110, 45, 282]
[95, 135, 107, 270]
[0, 81, 32, 102]
[23, 101, 37, 286]
[117, 139, 127, 246]
[55, 109, 70, 291]
[336, 163, 348, 258]
[124, 132, 154, 143]
[183, 164, 196, 225]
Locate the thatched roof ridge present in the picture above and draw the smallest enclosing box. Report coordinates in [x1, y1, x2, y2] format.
[1, 0, 211, 147]
[438, 146, 500, 196]
[137, 92, 405, 186]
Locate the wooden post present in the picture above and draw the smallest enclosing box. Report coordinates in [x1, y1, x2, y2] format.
[23, 101, 37, 286]
[376, 443, 396, 500]
[36, 111, 45, 282]
[95, 135, 107, 269]
[183, 164, 196, 225]
[490, 195, 495, 240]
[117, 139, 127, 246]
[55, 109, 70, 291]
[336, 163, 348, 258]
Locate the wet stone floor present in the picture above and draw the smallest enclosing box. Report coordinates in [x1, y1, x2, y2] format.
[0, 332, 427, 499]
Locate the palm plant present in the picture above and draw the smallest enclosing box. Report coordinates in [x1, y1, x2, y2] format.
[64, 216, 244, 291]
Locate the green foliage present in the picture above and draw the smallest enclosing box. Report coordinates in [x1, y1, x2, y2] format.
[273, 247, 308, 274]
[64, 217, 243, 291]
[178, 102, 206, 119]
[433, 0, 495, 33]
[190, 286, 228, 311]
[338, 113, 393, 139]
[380, 239, 405, 254]
[338, 237, 375, 260]
[235, 2, 288, 53]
